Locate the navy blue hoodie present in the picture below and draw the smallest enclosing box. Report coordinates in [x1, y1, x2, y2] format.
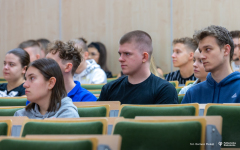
[182, 72, 240, 104]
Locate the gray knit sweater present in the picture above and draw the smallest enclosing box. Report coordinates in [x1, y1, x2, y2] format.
[14, 97, 79, 119]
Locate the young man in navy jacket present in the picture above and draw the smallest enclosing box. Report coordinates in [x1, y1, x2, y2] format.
[182, 25, 240, 104]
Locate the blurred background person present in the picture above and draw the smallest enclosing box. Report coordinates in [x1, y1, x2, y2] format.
[0, 48, 30, 97]
[37, 38, 50, 57]
[18, 40, 42, 62]
[88, 42, 113, 78]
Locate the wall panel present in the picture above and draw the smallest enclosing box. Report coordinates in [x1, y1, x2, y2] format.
[0, 0, 59, 76]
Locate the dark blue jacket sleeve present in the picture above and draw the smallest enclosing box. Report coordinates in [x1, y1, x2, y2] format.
[181, 90, 191, 103]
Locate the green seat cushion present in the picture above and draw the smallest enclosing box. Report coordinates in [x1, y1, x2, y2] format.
[0, 98, 27, 106]
[0, 108, 23, 116]
[113, 121, 202, 150]
[77, 106, 107, 117]
[81, 84, 104, 90]
[0, 122, 8, 135]
[0, 139, 92, 150]
[107, 78, 117, 83]
[206, 106, 240, 148]
[21, 121, 103, 137]
[89, 90, 101, 94]
[176, 88, 182, 94]
[178, 95, 185, 104]
[0, 78, 6, 81]
[120, 105, 196, 118]
[169, 82, 176, 87]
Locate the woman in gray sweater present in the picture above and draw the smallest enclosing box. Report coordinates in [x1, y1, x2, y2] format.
[14, 58, 79, 119]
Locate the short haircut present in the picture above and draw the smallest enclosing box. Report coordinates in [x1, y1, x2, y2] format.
[37, 38, 50, 51]
[18, 40, 41, 55]
[172, 37, 197, 52]
[230, 30, 240, 39]
[119, 30, 153, 59]
[19, 40, 40, 49]
[25, 58, 67, 112]
[193, 25, 234, 62]
[71, 37, 88, 52]
[47, 40, 82, 75]
[6, 48, 30, 68]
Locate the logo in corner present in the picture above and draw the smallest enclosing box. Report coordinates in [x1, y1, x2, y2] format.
[232, 93, 237, 98]
[218, 142, 222, 146]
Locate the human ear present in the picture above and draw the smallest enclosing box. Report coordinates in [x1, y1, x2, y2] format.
[142, 52, 149, 63]
[223, 44, 231, 56]
[48, 77, 56, 90]
[36, 54, 40, 60]
[84, 51, 89, 60]
[189, 52, 194, 60]
[65, 63, 73, 73]
[22, 66, 27, 74]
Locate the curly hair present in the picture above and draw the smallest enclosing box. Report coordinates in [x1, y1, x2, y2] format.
[193, 25, 234, 62]
[47, 40, 82, 75]
[172, 37, 198, 52]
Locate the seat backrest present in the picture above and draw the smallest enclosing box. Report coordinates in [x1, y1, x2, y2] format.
[81, 84, 105, 90]
[113, 118, 205, 150]
[178, 94, 185, 104]
[0, 106, 24, 116]
[0, 78, 6, 81]
[77, 105, 110, 117]
[21, 118, 108, 137]
[107, 78, 117, 83]
[89, 90, 101, 94]
[185, 80, 195, 86]
[0, 138, 97, 150]
[119, 103, 199, 118]
[0, 120, 11, 136]
[204, 104, 240, 148]
[169, 81, 179, 87]
[0, 97, 27, 106]
[176, 87, 182, 94]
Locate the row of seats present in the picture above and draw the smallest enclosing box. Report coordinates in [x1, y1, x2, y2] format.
[0, 116, 222, 150]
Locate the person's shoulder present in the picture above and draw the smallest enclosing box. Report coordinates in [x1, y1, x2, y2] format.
[104, 76, 127, 87]
[166, 70, 179, 76]
[57, 97, 79, 118]
[14, 108, 27, 116]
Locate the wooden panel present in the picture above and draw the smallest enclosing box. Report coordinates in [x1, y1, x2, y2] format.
[0, 0, 59, 76]
[173, 0, 240, 38]
[61, 0, 171, 74]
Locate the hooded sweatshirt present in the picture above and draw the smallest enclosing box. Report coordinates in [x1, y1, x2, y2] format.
[14, 97, 79, 119]
[73, 59, 107, 84]
[182, 72, 240, 104]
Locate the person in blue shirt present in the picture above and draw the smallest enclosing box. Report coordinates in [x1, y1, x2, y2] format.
[26, 40, 96, 105]
[182, 25, 240, 104]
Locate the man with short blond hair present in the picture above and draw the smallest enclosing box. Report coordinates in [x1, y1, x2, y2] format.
[165, 37, 197, 85]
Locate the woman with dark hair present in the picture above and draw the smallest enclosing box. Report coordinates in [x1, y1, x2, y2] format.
[0, 48, 30, 97]
[14, 58, 79, 118]
[88, 42, 113, 78]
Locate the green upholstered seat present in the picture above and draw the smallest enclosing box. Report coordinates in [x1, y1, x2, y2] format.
[178, 94, 185, 104]
[0, 139, 93, 150]
[206, 105, 240, 148]
[81, 84, 105, 90]
[107, 78, 117, 83]
[77, 106, 107, 117]
[169, 81, 176, 87]
[119, 105, 196, 118]
[0, 78, 6, 81]
[0, 122, 8, 136]
[0, 107, 23, 116]
[89, 90, 101, 94]
[113, 121, 202, 150]
[0, 98, 27, 106]
[21, 121, 104, 137]
[176, 87, 182, 94]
